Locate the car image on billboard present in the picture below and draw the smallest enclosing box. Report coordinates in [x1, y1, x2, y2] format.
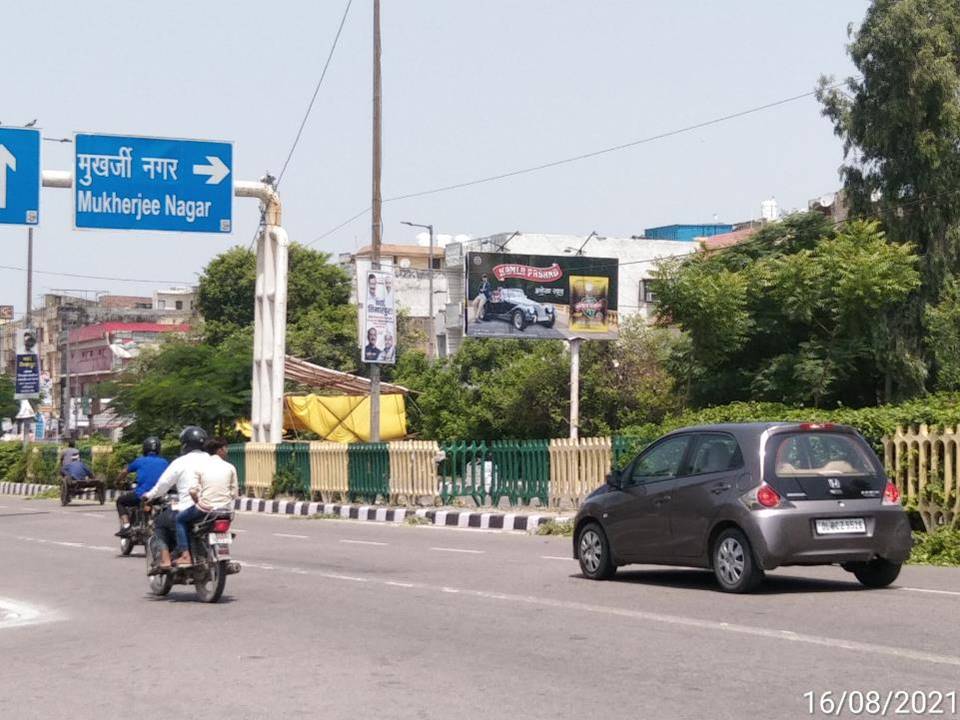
[464, 252, 619, 340]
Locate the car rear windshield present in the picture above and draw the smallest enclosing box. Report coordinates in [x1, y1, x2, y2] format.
[770, 432, 878, 478]
[763, 431, 885, 499]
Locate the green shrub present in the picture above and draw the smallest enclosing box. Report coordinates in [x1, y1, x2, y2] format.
[269, 465, 306, 500]
[0, 443, 24, 481]
[908, 529, 960, 566]
[536, 519, 574, 537]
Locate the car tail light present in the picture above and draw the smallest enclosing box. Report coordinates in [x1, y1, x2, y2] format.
[882, 481, 901, 506]
[800, 422, 835, 431]
[212, 518, 232, 533]
[756, 484, 781, 508]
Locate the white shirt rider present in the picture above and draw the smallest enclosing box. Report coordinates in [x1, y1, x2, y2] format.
[142, 449, 209, 511]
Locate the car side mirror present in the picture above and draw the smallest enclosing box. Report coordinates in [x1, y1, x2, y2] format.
[606, 470, 622, 489]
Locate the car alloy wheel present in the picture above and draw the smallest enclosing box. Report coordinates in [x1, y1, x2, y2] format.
[580, 529, 603, 574]
[512, 310, 526, 330]
[716, 537, 745, 586]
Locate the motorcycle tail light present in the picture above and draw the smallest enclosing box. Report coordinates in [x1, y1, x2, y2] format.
[212, 518, 232, 533]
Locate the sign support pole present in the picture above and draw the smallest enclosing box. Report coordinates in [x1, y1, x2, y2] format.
[569, 338, 580, 440]
[22, 227, 34, 449]
[42, 170, 290, 445]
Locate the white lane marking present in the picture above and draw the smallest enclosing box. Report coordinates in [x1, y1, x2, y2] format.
[14, 536, 113, 553]
[232, 528, 248, 533]
[542, 555, 574, 561]
[0, 598, 58, 631]
[273, 533, 308, 539]
[901, 586, 960, 597]
[82, 513, 105, 519]
[430, 547, 484, 554]
[340, 539, 388, 547]
[227, 560, 960, 669]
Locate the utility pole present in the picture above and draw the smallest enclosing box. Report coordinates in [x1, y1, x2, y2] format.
[569, 338, 580, 439]
[369, 0, 383, 442]
[23, 228, 34, 448]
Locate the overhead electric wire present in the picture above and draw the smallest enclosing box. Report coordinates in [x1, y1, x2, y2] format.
[308, 81, 851, 247]
[248, 0, 354, 250]
[0, 263, 191, 285]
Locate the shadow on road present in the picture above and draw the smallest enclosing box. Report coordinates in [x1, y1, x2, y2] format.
[576, 568, 865, 594]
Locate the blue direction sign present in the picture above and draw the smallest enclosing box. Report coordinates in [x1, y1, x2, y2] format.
[74, 133, 232, 233]
[0, 127, 41, 226]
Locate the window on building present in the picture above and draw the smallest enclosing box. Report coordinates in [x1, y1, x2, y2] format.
[175, 300, 183, 310]
[640, 279, 659, 305]
[432, 258, 442, 270]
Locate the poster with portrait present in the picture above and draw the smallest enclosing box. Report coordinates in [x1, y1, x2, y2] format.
[464, 252, 619, 340]
[358, 267, 397, 365]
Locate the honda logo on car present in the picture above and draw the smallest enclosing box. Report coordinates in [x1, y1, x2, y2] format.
[492, 262, 563, 282]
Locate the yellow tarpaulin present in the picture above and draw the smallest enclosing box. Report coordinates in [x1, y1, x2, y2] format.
[237, 394, 407, 443]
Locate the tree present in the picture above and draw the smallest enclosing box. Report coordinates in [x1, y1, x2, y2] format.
[818, 0, 960, 386]
[111, 332, 252, 440]
[197, 244, 356, 370]
[0, 375, 16, 421]
[655, 218, 920, 407]
[925, 274, 960, 390]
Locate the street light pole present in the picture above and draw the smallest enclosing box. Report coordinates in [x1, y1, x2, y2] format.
[401, 220, 435, 360]
[369, 0, 383, 442]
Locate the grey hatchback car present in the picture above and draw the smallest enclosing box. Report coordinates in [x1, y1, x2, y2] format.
[573, 423, 913, 593]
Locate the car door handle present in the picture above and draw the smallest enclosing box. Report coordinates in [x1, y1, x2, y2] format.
[710, 483, 732, 494]
[654, 495, 672, 506]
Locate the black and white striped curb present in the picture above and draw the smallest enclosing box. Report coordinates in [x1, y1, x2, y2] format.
[0, 483, 571, 532]
[232, 498, 570, 532]
[0, 482, 121, 500]
[0, 482, 56, 497]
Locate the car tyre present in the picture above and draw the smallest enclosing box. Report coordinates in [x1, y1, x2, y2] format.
[512, 310, 527, 331]
[848, 558, 901, 588]
[712, 528, 764, 593]
[577, 522, 616, 581]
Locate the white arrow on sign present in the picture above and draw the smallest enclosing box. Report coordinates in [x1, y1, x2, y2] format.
[0, 144, 16, 210]
[192, 156, 230, 185]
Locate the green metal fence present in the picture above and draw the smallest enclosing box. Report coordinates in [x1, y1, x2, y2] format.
[490, 439, 550, 506]
[227, 443, 246, 493]
[438, 440, 491, 505]
[347, 443, 390, 502]
[276, 442, 311, 498]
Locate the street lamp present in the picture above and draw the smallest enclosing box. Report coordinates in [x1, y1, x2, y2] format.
[401, 220, 436, 360]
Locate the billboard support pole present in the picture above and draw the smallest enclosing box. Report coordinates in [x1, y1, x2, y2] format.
[569, 338, 580, 440]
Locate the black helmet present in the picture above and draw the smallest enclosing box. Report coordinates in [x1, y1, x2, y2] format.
[179, 426, 208, 453]
[142, 436, 161, 455]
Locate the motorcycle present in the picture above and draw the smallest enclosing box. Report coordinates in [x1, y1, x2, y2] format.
[119, 492, 153, 557]
[145, 500, 241, 603]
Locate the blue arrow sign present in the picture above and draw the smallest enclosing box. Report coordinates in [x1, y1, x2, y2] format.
[74, 133, 233, 233]
[0, 127, 41, 226]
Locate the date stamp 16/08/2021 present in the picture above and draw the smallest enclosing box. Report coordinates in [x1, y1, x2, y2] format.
[804, 691, 957, 717]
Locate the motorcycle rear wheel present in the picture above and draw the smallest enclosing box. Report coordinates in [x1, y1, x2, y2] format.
[194, 548, 227, 603]
[145, 537, 172, 596]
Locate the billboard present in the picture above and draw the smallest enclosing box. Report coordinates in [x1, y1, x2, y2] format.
[358, 267, 397, 365]
[464, 252, 619, 340]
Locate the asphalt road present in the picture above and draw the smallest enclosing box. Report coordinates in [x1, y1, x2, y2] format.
[1, 497, 959, 720]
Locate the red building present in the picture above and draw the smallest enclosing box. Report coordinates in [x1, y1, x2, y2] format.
[66, 322, 190, 398]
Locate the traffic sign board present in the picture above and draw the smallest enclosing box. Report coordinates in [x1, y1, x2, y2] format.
[74, 133, 233, 233]
[0, 127, 41, 226]
[14, 353, 40, 400]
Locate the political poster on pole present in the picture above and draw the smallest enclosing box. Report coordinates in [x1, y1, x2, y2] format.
[358, 268, 397, 365]
[464, 252, 619, 340]
[15, 353, 40, 399]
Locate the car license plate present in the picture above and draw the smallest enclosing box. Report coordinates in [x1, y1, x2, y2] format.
[815, 518, 866, 535]
[210, 532, 232, 544]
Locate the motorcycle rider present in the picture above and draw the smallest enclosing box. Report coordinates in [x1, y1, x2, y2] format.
[174, 437, 239, 566]
[141, 426, 209, 572]
[114, 436, 168, 538]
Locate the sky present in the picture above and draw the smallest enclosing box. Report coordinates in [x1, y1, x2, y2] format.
[0, 0, 869, 314]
